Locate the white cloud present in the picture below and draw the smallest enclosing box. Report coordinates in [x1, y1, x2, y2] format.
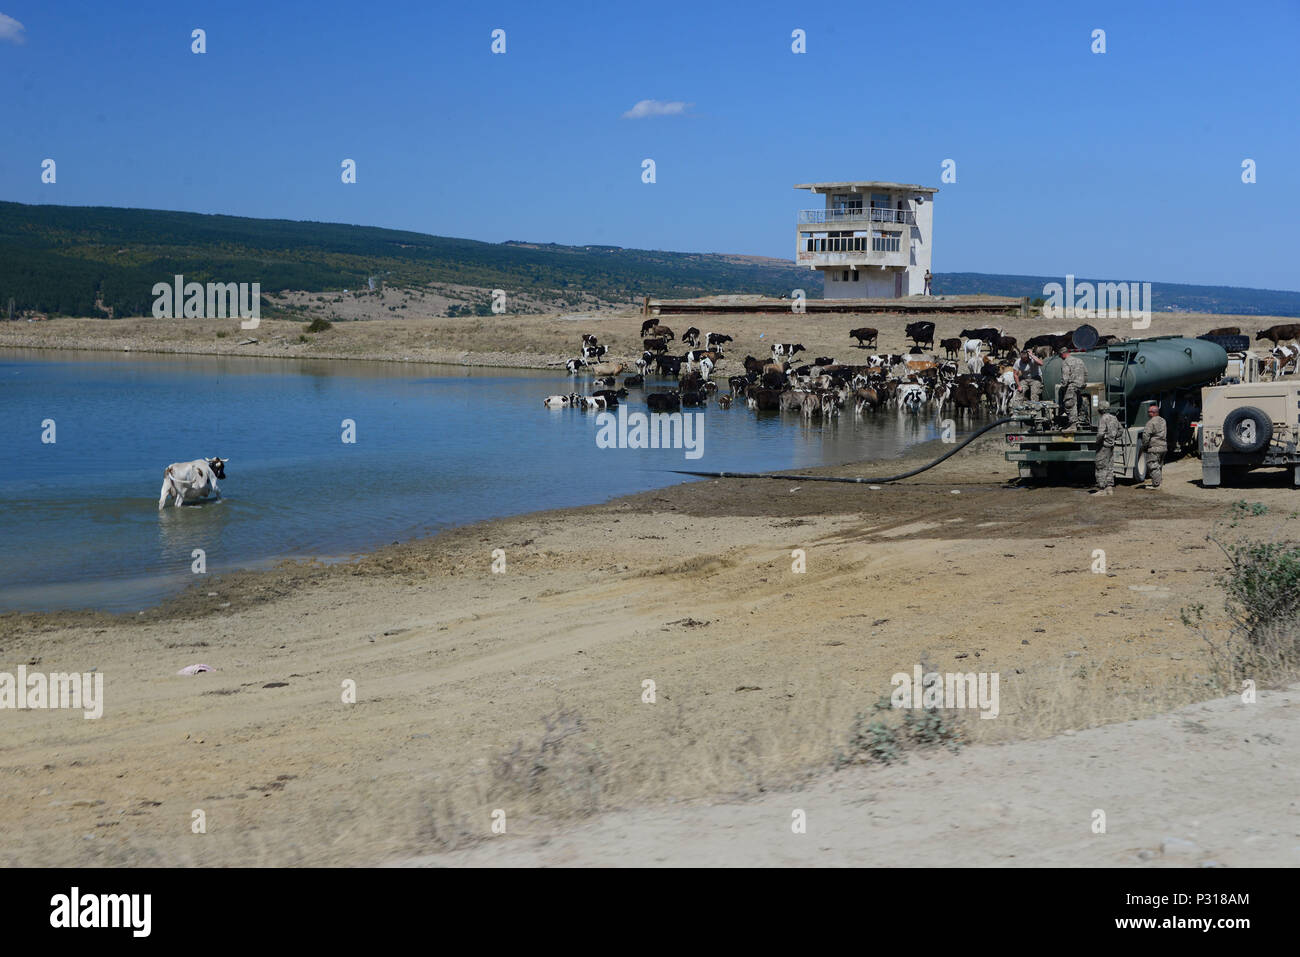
[0, 13, 26, 44]
[622, 99, 691, 119]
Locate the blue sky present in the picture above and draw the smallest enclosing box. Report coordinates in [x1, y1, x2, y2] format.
[2, 0, 1297, 290]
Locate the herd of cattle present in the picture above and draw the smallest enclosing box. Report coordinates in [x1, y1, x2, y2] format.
[544, 319, 1300, 420]
[546, 320, 1058, 419]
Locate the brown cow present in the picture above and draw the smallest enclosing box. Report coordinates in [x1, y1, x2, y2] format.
[1206, 326, 1241, 337]
[950, 382, 983, 415]
[853, 386, 881, 410]
[1256, 324, 1300, 346]
[850, 327, 878, 348]
[746, 387, 781, 411]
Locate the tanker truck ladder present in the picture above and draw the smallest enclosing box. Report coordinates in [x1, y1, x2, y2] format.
[1103, 346, 1130, 424]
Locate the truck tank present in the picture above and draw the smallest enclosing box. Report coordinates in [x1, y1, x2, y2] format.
[1042, 336, 1228, 426]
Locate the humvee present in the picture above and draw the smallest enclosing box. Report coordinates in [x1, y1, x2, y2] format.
[1199, 380, 1300, 487]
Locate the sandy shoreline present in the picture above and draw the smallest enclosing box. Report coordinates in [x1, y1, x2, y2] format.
[4, 425, 1295, 866]
[4, 309, 1298, 866]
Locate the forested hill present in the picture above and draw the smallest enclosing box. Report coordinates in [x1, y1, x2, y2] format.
[0, 201, 819, 317]
[1, 201, 1296, 318]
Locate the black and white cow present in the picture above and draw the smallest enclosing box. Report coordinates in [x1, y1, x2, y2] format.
[771, 343, 806, 359]
[158, 457, 227, 509]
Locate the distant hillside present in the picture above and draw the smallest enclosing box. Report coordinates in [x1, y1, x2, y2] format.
[934, 272, 1300, 318]
[0, 202, 820, 318]
[1, 201, 1295, 320]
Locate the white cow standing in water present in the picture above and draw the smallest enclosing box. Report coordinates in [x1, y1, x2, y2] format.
[158, 457, 228, 509]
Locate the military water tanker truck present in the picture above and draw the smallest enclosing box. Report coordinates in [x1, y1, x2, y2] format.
[1005, 330, 1228, 483]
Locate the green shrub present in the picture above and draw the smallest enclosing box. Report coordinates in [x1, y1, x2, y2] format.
[836, 690, 965, 768]
[1185, 522, 1300, 685]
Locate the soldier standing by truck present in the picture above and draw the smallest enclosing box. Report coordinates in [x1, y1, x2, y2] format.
[1059, 348, 1089, 428]
[1090, 401, 1123, 495]
[1138, 403, 1168, 489]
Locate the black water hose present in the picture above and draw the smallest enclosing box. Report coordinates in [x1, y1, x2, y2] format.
[668, 416, 1017, 485]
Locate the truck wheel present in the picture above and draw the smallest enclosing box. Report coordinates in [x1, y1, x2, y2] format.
[1221, 406, 1272, 455]
[1133, 451, 1147, 483]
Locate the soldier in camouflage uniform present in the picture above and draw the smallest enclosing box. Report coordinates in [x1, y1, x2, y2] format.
[1014, 351, 1044, 403]
[1091, 401, 1123, 495]
[1059, 348, 1089, 429]
[1138, 403, 1168, 489]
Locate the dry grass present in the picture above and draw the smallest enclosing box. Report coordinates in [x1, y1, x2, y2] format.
[41, 649, 1233, 866]
[971, 659, 1212, 745]
[421, 658, 1222, 852]
[1183, 518, 1300, 691]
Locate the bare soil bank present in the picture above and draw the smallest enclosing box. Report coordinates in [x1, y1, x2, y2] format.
[0, 308, 1287, 372]
[3, 427, 1294, 866]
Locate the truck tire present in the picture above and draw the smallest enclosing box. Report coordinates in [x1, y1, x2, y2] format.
[1133, 449, 1147, 483]
[1221, 406, 1272, 455]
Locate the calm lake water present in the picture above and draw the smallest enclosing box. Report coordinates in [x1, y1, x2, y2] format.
[0, 349, 942, 612]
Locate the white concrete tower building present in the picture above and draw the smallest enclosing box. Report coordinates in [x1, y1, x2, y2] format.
[794, 181, 937, 298]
